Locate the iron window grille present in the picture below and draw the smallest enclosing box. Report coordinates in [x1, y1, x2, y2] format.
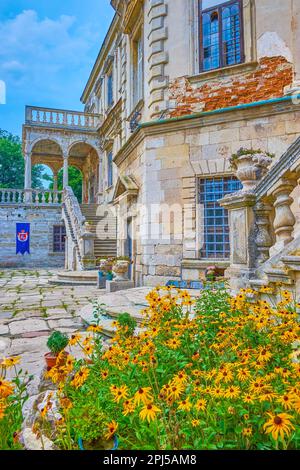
[199, 0, 244, 72]
[53, 225, 66, 253]
[199, 176, 242, 258]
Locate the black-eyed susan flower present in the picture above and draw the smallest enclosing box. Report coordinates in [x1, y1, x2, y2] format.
[110, 385, 129, 403]
[139, 403, 161, 423]
[134, 387, 153, 406]
[0, 377, 14, 398]
[105, 420, 118, 440]
[1, 356, 21, 369]
[277, 393, 294, 410]
[195, 398, 207, 412]
[0, 401, 6, 419]
[242, 427, 252, 437]
[177, 398, 192, 412]
[122, 399, 135, 416]
[263, 413, 295, 441]
[70, 367, 89, 389]
[69, 333, 82, 346]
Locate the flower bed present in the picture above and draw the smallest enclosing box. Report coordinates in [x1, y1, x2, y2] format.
[1, 285, 300, 450]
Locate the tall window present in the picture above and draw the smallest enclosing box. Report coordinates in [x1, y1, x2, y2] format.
[132, 31, 144, 105]
[200, 0, 244, 72]
[199, 177, 242, 259]
[107, 71, 113, 108]
[107, 151, 113, 187]
[53, 225, 66, 253]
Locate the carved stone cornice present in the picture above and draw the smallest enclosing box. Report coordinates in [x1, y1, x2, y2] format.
[111, 0, 144, 34]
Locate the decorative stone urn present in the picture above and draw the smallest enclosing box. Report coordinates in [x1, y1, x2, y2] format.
[112, 260, 130, 281]
[230, 150, 273, 191]
[99, 258, 114, 273]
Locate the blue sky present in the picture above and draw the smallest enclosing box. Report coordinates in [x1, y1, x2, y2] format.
[0, 0, 114, 137]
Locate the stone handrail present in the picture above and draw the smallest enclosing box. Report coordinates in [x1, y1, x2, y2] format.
[25, 106, 103, 130]
[62, 187, 96, 270]
[0, 188, 63, 205]
[63, 186, 86, 238]
[255, 136, 300, 199]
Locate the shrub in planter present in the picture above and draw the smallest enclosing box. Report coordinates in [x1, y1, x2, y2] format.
[45, 331, 69, 370]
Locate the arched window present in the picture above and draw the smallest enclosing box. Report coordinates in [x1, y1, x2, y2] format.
[200, 0, 244, 71]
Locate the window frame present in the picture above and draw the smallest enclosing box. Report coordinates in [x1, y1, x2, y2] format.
[107, 70, 114, 109]
[131, 26, 144, 108]
[198, 176, 242, 259]
[53, 225, 66, 253]
[107, 150, 113, 188]
[199, 0, 245, 73]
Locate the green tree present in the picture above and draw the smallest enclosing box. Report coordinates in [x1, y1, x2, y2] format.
[49, 167, 83, 203]
[0, 129, 45, 188]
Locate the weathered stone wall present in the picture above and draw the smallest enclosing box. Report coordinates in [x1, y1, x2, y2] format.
[116, 102, 300, 287]
[0, 206, 65, 268]
[168, 57, 294, 118]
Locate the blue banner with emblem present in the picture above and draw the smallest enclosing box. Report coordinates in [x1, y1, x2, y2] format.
[16, 223, 30, 255]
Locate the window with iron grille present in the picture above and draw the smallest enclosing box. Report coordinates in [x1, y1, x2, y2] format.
[200, 0, 244, 72]
[199, 177, 242, 258]
[53, 225, 66, 253]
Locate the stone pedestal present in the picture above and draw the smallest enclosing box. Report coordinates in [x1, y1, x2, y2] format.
[106, 280, 134, 293]
[220, 192, 257, 293]
[97, 273, 106, 289]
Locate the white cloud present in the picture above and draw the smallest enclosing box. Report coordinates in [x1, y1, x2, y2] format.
[0, 9, 101, 103]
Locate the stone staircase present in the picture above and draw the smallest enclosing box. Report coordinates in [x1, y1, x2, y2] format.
[80, 204, 117, 259]
[249, 233, 300, 295]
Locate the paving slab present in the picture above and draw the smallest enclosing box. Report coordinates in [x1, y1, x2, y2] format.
[9, 319, 49, 336]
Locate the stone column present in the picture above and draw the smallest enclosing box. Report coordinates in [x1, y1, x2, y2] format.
[53, 171, 58, 192]
[220, 192, 257, 293]
[63, 153, 69, 188]
[24, 151, 32, 203]
[254, 202, 274, 264]
[269, 178, 297, 256]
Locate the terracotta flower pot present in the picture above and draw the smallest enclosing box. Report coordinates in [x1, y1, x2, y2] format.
[44, 352, 58, 370]
[44, 351, 69, 370]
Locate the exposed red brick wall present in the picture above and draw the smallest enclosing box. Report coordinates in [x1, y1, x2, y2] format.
[168, 57, 294, 118]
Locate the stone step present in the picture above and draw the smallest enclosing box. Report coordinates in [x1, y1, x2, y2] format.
[49, 271, 98, 286]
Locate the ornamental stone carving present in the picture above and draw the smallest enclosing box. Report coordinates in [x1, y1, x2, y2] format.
[230, 150, 273, 191]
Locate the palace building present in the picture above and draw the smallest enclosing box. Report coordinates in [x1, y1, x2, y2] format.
[1, 0, 300, 292]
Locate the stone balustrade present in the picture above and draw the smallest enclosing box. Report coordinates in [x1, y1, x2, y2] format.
[62, 186, 96, 270]
[0, 188, 63, 205]
[25, 106, 103, 130]
[219, 136, 300, 291]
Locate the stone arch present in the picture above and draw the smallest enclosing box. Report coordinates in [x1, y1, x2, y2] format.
[30, 137, 63, 155]
[67, 141, 100, 159]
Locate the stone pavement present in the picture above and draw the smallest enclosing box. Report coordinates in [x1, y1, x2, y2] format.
[0, 269, 101, 387]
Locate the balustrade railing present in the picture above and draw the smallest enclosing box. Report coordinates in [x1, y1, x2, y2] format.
[0, 188, 63, 205]
[25, 106, 103, 130]
[62, 186, 96, 270]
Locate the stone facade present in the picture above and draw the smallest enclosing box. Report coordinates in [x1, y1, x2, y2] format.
[0, 205, 65, 268]
[12, 0, 300, 286]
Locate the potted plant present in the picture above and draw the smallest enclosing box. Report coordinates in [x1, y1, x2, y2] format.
[84, 220, 94, 232]
[229, 148, 273, 191]
[106, 270, 114, 281]
[205, 265, 217, 282]
[73, 406, 118, 451]
[99, 257, 115, 273]
[112, 257, 132, 281]
[45, 331, 69, 370]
